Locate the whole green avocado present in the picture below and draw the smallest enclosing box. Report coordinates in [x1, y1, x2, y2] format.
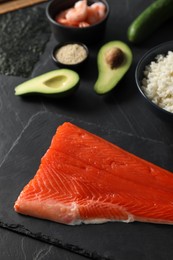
[94, 41, 132, 95]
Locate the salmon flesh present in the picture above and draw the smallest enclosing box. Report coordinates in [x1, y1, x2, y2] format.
[14, 122, 173, 225]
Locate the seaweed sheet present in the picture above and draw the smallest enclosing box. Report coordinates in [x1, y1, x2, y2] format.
[0, 6, 51, 77]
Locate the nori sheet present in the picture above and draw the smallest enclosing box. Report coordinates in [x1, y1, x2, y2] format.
[0, 6, 51, 77]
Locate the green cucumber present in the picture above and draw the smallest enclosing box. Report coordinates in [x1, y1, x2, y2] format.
[127, 0, 173, 44]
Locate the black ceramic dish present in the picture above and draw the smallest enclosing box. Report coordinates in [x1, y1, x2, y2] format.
[46, 0, 109, 45]
[52, 41, 89, 70]
[135, 40, 173, 121]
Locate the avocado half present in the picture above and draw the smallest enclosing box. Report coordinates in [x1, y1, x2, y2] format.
[15, 69, 80, 98]
[94, 41, 132, 95]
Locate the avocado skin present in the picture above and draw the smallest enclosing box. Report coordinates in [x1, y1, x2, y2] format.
[16, 81, 80, 99]
[15, 69, 80, 98]
[94, 41, 132, 95]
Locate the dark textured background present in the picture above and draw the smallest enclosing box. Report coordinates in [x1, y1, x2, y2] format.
[0, 0, 173, 259]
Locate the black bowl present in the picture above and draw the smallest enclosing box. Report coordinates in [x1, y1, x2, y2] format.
[135, 40, 173, 121]
[46, 0, 109, 45]
[52, 41, 89, 70]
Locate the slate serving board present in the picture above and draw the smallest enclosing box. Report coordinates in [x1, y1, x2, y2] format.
[0, 111, 173, 260]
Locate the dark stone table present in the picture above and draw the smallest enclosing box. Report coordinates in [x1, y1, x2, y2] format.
[0, 0, 173, 259]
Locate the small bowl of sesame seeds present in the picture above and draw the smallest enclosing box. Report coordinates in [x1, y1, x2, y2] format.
[52, 41, 89, 70]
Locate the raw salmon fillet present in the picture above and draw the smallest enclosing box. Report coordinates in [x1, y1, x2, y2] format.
[14, 122, 173, 225]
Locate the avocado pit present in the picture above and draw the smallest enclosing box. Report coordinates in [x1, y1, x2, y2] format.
[105, 47, 124, 69]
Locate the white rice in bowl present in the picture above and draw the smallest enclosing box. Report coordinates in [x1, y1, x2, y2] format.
[142, 51, 173, 113]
